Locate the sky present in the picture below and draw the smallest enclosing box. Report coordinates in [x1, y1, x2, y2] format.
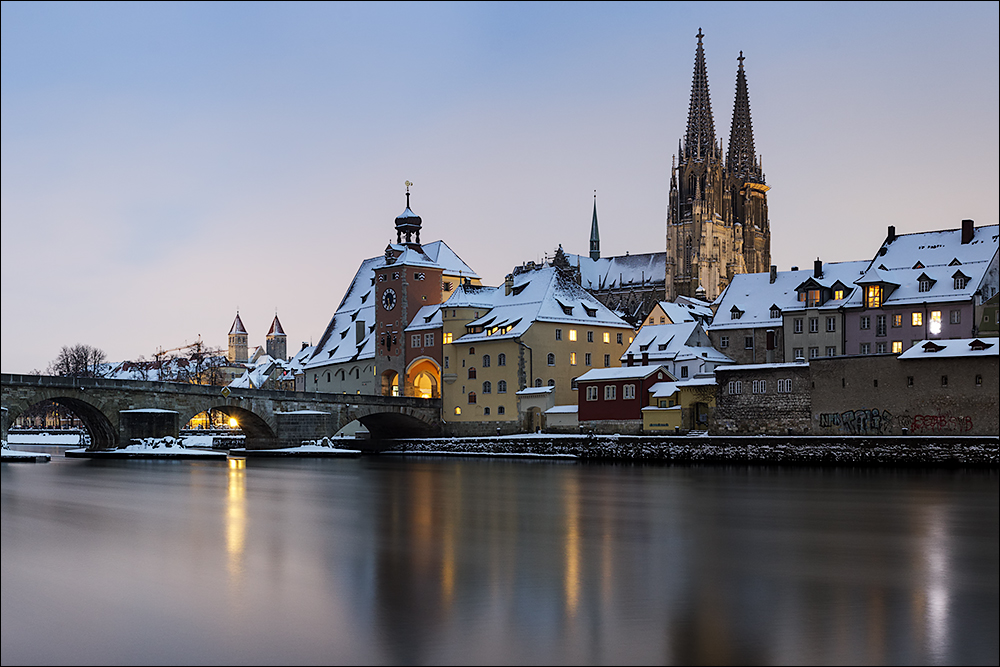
[2, 1, 998, 374]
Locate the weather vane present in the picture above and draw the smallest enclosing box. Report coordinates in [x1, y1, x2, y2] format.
[405, 180, 413, 192]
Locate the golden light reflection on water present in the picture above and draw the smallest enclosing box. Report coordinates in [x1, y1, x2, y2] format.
[226, 458, 247, 585]
[563, 474, 580, 619]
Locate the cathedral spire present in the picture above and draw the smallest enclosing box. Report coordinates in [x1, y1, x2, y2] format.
[589, 190, 600, 260]
[684, 28, 716, 162]
[726, 51, 761, 182]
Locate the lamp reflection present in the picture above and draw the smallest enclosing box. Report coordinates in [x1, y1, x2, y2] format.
[226, 457, 247, 585]
[563, 474, 580, 619]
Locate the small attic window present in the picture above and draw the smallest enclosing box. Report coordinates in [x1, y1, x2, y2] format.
[912, 261, 924, 270]
[340, 330, 348, 339]
[730, 306, 743, 320]
[770, 305, 781, 319]
[949, 258, 962, 266]
[639, 343, 650, 352]
[657, 343, 668, 351]
[917, 273, 935, 293]
[583, 305, 597, 317]
[953, 271, 970, 290]
[512, 282, 529, 296]
[921, 341, 946, 353]
[351, 309, 360, 322]
[969, 339, 994, 351]
[442, 280, 454, 291]
[327, 347, 338, 358]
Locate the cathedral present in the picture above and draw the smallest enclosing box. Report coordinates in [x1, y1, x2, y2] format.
[665, 29, 771, 301]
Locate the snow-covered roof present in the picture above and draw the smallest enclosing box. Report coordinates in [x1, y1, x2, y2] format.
[897, 338, 998, 360]
[453, 266, 633, 344]
[709, 261, 869, 332]
[515, 386, 555, 396]
[654, 300, 713, 324]
[648, 375, 718, 398]
[622, 321, 733, 365]
[229, 313, 247, 335]
[715, 361, 810, 372]
[545, 405, 578, 414]
[846, 224, 999, 309]
[566, 251, 666, 291]
[575, 365, 673, 383]
[376, 240, 481, 278]
[267, 315, 286, 336]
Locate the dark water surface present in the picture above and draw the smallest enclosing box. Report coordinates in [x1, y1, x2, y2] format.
[2, 448, 998, 666]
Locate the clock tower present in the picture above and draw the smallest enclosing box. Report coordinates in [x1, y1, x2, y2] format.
[374, 185, 445, 396]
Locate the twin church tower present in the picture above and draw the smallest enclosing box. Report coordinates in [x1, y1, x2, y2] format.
[665, 29, 770, 301]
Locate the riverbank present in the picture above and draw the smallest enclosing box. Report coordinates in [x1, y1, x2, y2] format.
[375, 433, 1000, 466]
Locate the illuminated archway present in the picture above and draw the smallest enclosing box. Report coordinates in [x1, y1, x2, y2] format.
[406, 357, 441, 399]
[380, 370, 399, 397]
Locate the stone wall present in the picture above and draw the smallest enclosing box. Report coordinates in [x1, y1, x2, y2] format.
[713, 365, 811, 435]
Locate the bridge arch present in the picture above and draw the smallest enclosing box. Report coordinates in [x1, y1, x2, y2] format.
[4, 394, 118, 449]
[176, 404, 277, 449]
[353, 405, 440, 441]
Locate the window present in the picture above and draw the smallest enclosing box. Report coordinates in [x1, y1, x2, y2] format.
[534, 378, 542, 387]
[770, 307, 781, 319]
[876, 342, 887, 354]
[866, 285, 883, 308]
[826, 346, 836, 357]
[570, 352, 577, 366]
[826, 317, 836, 332]
[954, 276, 967, 290]
[777, 378, 792, 393]
[555, 329, 562, 341]
[454, 406, 461, 415]
[860, 343, 870, 355]
[424, 333, 434, 346]
[752, 379, 766, 394]
[569, 329, 577, 342]
[469, 346, 475, 354]
[443, 332, 453, 344]
[911, 312, 922, 326]
[603, 332, 610, 344]
[907, 376, 914, 387]
[411, 334, 421, 348]
[660, 317, 666, 324]
[976, 374, 982, 386]
[681, 366, 689, 378]
[497, 380, 508, 394]
[876, 315, 887, 337]
[414, 272, 425, 280]
[721, 336, 729, 348]
[919, 279, 931, 293]
[950, 310, 961, 324]
[794, 318, 803, 334]
[617, 333, 623, 344]
[728, 380, 742, 395]
[587, 331, 594, 343]
[482, 381, 492, 394]
[547, 353, 555, 366]
[604, 354, 611, 367]
[586, 386, 599, 401]
[930, 311, 942, 334]
[468, 392, 477, 404]
[585, 353, 592, 366]
[498, 406, 505, 415]
[834, 289, 845, 300]
[890, 314, 901, 328]
[649, 317, 654, 325]
[809, 347, 819, 358]
[941, 375, 948, 387]
[809, 318, 819, 333]
[444, 356, 449, 369]
[468, 367, 477, 379]
[484, 407, 490, 415]
[497, 353, 506, 366]
[623, 384, 636, 399]
[547, 379, 555, 387]
[860, 316, 870, 330]
[482, 354, 490, 367]
[744, 336, 753, 349]
[793, 347, 804, 359]
[604, 385, 616, 400]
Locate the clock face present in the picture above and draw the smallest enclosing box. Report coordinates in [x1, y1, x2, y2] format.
[381, 288, 397, 311]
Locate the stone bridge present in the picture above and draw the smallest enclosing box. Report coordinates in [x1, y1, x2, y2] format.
[1, 374, 442, 450]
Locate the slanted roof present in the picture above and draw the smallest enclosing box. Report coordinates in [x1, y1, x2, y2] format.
[267, 315, 285, 337]
[229, 313, 247, 335]
[897, 337, 998, 360]
[575, 365, 674, 383]
[566, 251, 667, 291]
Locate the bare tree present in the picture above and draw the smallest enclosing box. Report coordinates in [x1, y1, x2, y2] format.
[47, 344, 108, 378]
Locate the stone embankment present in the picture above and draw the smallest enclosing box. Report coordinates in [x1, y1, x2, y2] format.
[377, 434, 999, 466]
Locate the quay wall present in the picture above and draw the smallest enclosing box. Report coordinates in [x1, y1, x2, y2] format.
[376, 434, 999, 466]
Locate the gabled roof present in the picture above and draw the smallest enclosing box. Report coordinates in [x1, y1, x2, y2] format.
[229, 313, 247, 335]
[267, 315, 285, 337]
[622, 321, 733, 365]
[565, 251, 667, 291]
[378, 240, 480, 278]
[575, 365, 675, 383]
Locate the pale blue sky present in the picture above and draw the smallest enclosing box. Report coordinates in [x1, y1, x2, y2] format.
[2, 1, 998, 373]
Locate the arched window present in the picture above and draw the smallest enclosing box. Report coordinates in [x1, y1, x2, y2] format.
[469, 346, 475, 355]
[547, 353, 555, 366]
[468, 367, 477, 379]
[497, 353, 506, 366]
[351, 368, 360, 379]
[326, 372, 331, 382]
[454, 406, 461, 415]
[534, 378, 542, 387]
[497, 380, 507, 394]
[482, 354, 491, 367]
[498, 406, 505, 415]
[484, 407, 490, 416]
[336, 369, 345, 381]
[483, 381, 492, 394]
[547, 379, 555, 387]
[468, 392, 477, 404]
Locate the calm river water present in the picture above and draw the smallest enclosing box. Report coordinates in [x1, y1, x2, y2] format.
[2, 447, 998, 666]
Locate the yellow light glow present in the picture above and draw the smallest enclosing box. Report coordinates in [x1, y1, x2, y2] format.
[930, 311, 942, 335]
[603, 332, 610, 343]
[569, 329, 577, 342]
[228, 417, 239, 428]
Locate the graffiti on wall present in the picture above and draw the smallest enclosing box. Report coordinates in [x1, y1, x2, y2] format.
[818, 409, 975, 434]
[818, 408, 893, 435]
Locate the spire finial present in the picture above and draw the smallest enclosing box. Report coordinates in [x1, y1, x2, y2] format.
[696, 27, 703, 44]
[738, 51, 745, 69]
[404, 180, 412, 208]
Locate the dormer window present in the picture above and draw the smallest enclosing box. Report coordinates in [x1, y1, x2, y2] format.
[806, 289, 821, 307]
[953, 273, 969, 290]
[919, 279, 931, 293]
[866, 285, 883, 308]
[730, 306, 743, 320]
[833, 289, 845, 300]
[770, 305, 781, 319]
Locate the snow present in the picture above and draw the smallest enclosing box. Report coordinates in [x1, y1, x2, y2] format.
[545, 405, 578, 414]
[1, 442, 51, 461]
[575, 365, 673, 382]
[567, 251, 667, 291]
[897, 338, 999, 360]
[120, 408, 178, 413]
[7, 432, 81, 445]
[67, 437, 226, 457]
[275, 409, 330, 415]
[516, 386, 555, 395]
[715, 361, 810, 372]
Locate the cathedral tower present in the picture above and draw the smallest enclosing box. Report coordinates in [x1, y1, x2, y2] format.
[228, 312, 248, 364]
[266, 314, 287, 361]
[666, 30, 770, 301]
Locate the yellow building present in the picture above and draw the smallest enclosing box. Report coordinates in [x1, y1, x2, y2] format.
[641, 375, 717, 433]
[441, 265, 635, 425]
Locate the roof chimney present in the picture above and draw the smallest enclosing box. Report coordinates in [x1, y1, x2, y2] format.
[791, 266, 799, 272]
[961, 219, 974, 244]
[886, 225, 896, 244]
[505, 273, 514, 296]
[814, 258, 823, 278]
[770, 265, 777, 284]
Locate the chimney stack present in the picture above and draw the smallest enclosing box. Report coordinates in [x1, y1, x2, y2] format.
[814, 258, 823, 278]
[769, 265, 777, 284]
[961, 219, 974, 244]
[886, 225, 896, 244]
[505, 274, 514, 296]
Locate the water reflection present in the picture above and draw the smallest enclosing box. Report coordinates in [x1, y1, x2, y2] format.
[226, 457, 247, 586]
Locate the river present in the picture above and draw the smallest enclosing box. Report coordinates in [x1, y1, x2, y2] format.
[2, 446, 997, 665]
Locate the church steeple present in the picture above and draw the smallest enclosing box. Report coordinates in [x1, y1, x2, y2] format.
[589, 191, 600, 260]
[726, 51, 762, 182]
[684, 28, 716, 162]
[394, 180, 422, 246]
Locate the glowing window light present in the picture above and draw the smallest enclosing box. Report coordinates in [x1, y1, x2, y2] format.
[929, 311, 942, 335]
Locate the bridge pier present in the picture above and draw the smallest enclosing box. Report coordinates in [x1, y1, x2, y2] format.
[274, 410, 332, 449]
[119, 409, 179, 447]
[2, 406, 7, 443]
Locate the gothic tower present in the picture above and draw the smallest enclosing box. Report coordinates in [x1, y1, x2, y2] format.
[666, 30, 770, 301]
[266, 313, 287, 361]
[726, 51, 770, 276]
[228, 312, 248, 364]
[589, 191, 601, 260]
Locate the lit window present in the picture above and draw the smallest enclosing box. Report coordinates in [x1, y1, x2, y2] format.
[569, 329, 577, 342]
[454, 406, 461, 415]
[892, 341, 903, 354]
[807, 289, 821, 307]
[570, 352, 577, 366]
[912, 312, 922, 326]
[443, 332, 453, 344]
[892, 314, 902, 328]
[603, 332, 610, 344]
[834, 289, 844, 300]
[930, 311, 942, 334]
[866, 285, 882, 308]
